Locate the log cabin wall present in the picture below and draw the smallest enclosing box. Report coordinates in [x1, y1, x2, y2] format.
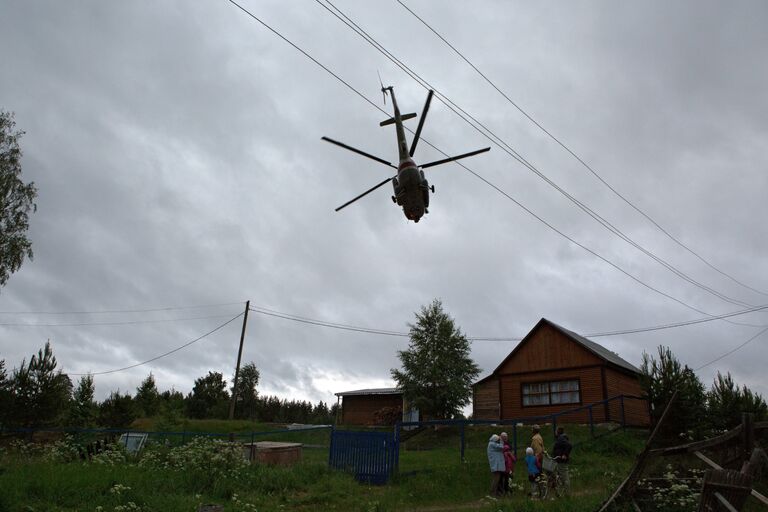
[500, 366, 606, 423]
[605, 367, 650, 426]
[472, 376, 500, 420]
[341, 394, 402, 425]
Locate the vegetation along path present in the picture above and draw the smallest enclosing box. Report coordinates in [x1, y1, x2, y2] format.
[0, 421, 645, 512]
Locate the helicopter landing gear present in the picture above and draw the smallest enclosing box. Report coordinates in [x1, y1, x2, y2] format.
[430, 185, 435, 193]
[391, 196, 397, 203]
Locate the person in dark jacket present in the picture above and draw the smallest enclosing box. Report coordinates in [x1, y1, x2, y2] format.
[551, 427, 572, 495]
[500, 432, 516, 495]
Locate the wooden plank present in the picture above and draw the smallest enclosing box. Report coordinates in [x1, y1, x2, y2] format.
[695, 450, 723, 470]
[694, 451, 768, 508]
[714, 492, 739, 512]
[652, 426, 742, 456]
[597, 391, 679, 512]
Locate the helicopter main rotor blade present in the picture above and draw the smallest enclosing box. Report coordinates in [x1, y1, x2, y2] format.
[335, 176, 395, 212]
[321, 136, 396, 169]
[409, 89, 434, 157]
[420, 147, 491, 169]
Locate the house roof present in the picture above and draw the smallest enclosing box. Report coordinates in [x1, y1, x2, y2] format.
[490, 318, 640, 376]
[548, 320, 640, 374]
[334, 387, 401, 397]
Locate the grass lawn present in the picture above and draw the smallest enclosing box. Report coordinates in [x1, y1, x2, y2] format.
[0, 421, 646, 512]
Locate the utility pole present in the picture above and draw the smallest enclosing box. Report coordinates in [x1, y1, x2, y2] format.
[228, 300, 250, 420]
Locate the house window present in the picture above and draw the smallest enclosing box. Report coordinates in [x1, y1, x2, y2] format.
[522, 379, 580, 406]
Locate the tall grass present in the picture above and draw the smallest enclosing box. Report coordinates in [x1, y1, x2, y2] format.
[0, 423, 645, 512]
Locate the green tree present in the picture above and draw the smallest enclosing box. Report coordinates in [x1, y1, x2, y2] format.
[708, 372, 767, 431]
[0, 110, 38, 288]
[156, 388, 186, 431]
[186, 371, 229, 419]
[391, 299, 480, 419]
[70, 374, 97, 427]
[98, 391, 137, 428]
[640, 346, 707, 440]
[10, 342, 72, 428]
[231, 362, 259, 420]
[135, 372, 160, 417]
[0, 360, 10, 427]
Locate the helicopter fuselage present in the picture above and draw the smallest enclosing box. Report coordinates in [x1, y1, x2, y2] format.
[322, 86, 488, 221]
[387, 88, 430, 223]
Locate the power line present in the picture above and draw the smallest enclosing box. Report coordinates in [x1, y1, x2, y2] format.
[247, 303, 768, 341]
[67, 313, 244, 376]
[249, 307, 408, 337]
[694, 325, 768, 371]
[226, 0, 760, 328]
[0, 300, 245, 316]
[0, 312, 240, 328]
[315, 0, 761, 317]
[396, 0, 768, 300]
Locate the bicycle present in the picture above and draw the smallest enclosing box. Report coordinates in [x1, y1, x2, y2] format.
[538, 453, 565, 499]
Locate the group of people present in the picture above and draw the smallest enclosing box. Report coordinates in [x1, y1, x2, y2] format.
[487, 424, 573, 499]
[486, 431, 516, 496]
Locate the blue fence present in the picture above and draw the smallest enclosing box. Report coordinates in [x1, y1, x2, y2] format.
[328, 428, 399, 484]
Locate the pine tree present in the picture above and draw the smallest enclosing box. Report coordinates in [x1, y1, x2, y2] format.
[391, 299, 480, 419]
[0, 360, 10, 427]
[135, 373, 160, 417]
[640, 346, 707, 439]
[70, 374, 97, 427]
[10, 342, 72, 428]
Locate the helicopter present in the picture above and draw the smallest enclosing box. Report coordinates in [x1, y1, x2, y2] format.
[322, 86, 490, 223]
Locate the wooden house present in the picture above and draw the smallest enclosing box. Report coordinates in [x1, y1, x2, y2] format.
[473, 318, 649, 426]
[334, 387, 420, 426]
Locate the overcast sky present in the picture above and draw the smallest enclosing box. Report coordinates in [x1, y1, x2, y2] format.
[1, 1, 767, 409]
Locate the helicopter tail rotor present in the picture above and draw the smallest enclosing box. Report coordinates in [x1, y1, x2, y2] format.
[377, 70, 388, 105]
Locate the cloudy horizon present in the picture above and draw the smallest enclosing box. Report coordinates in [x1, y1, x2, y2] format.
[1, 0, 767, 408]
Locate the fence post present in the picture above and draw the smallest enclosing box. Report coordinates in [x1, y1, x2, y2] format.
[394, 423, 400, 473]
[182, 431, 186, 445]
[620, 395, 626, 430]
[513, 423, 517, 457]
[589, 405, 594, 437]
[742, 413, 754, 461]
[328, 425, 335, 467]
[553, 415, 558, 437]
[460, 422, 466, 462]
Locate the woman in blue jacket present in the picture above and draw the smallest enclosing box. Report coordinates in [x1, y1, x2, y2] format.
[487, 434, 505, 496]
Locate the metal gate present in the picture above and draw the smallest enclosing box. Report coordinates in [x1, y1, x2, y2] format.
[328, 429, 399, 484]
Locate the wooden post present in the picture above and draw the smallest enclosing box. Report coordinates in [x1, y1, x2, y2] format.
[620, 395, 626, 429]
[597, 391, 678, 511]
[589, 405, 595, 437]
[228, 300, 250, 420]
[513, 423, 517, 457]
[742, 412, 754, 462]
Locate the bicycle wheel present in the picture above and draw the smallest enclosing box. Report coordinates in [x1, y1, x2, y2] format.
[553, 475, 564, 498]
[538, 476, 549, 499]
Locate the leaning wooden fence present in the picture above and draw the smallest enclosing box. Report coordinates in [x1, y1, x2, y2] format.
[597, 404, 768, 512]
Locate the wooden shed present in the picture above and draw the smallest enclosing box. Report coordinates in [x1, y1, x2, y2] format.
[335, 387, 419, 426]
[473, 318, 649, 426]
